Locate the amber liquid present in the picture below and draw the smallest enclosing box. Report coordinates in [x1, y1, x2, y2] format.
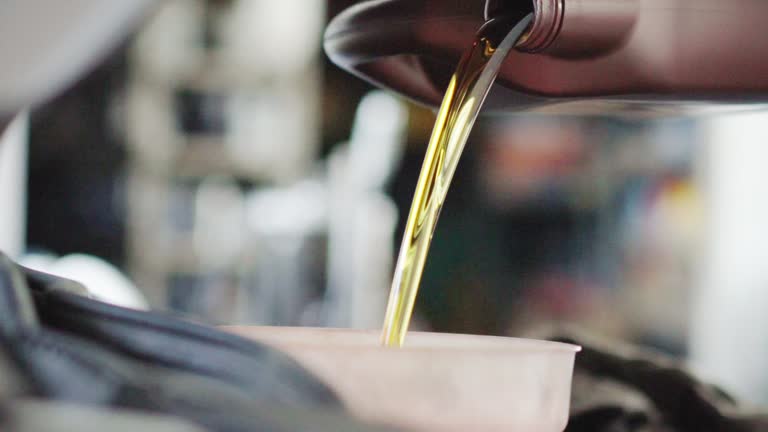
[381, 17, 532, 347]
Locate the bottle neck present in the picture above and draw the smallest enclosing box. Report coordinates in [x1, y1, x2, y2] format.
[506, 0, 639, 58]
[515, 0, 564, 52]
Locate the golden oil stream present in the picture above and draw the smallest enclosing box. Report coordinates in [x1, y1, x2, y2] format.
[381, 16, 534, 347]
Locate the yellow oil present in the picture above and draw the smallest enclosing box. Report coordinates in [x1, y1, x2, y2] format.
[381, 17, 532, 347]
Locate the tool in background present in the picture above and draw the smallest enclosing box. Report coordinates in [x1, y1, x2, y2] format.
[326, 91, 407, 328]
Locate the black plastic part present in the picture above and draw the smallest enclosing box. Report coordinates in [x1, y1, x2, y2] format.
[0, 250, 400, 431]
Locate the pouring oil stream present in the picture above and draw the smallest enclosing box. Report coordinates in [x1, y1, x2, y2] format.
[381, 14, 534, 347]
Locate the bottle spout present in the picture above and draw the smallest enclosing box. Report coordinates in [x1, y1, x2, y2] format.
[487, 0, 639, 58]
[478, 1, 535, 47]
[484, 0, 552, 52]
[484, 0, 560, 52]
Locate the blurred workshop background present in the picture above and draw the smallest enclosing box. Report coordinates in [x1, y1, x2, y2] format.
[3, 0, 768, 405]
